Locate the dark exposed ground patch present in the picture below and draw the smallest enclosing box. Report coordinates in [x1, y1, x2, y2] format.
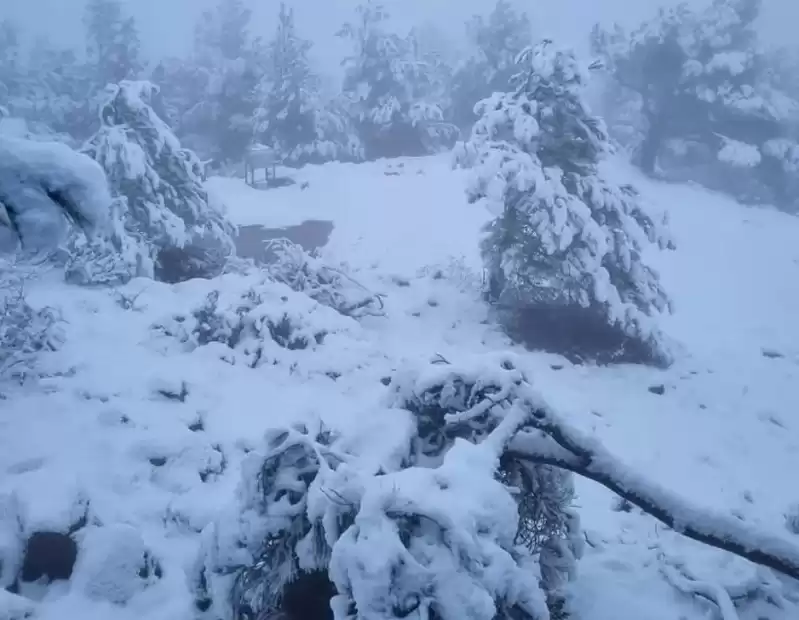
[235, 219, 334, 265]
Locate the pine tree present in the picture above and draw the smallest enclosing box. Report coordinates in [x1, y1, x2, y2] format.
[190, 0, 263, 162]
[592, 0, 799, 209]
[84, 0, 142, 87]
[255, 5, 315, 160]
[21, 40, 95, 140]
[451, 0, 533, 131]
[253, 4, 362, 165]
[70, 81, 236, 285]
[338, 1, 456, 159]
[457, 41, 674, 366]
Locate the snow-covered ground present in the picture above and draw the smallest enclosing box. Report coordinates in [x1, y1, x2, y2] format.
[3, 154, 799, 619]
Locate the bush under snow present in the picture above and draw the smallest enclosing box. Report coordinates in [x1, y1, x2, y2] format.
[193, 354, 581, 620]
[0, 259, 62, 382]
[266, 239, 384, 319]
[151, 274, 359, 370]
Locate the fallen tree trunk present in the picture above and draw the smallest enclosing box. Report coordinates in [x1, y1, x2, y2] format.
[507, 401, 799, 581]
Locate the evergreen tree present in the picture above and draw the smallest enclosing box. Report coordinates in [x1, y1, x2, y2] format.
[21, 40, 95, 140]
[338, 1, 456, 159]
[69, 81, 236, 285]
[149, 57, 208, 150]
[189, 0, 263, 162]
[83, 0, 142, 87]
[255, 2, 316, 150]
[592, 0, 799, 209]
[451, 0, 533, 131]
[456, 41, 674, 366]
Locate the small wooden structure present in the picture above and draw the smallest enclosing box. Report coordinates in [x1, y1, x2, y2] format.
[244, 144, 280, 187]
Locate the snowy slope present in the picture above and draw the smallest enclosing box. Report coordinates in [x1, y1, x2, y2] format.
[2, 155, 799, 619]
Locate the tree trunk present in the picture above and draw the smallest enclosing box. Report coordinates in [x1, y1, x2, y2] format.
[639, 116, 664, 176]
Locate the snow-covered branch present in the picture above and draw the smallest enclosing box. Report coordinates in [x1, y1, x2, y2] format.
[508, 399, 799, 581]
[0, 135, 110, 252]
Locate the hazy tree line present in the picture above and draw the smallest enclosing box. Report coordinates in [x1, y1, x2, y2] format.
[0, 0, 533, 164]
[2, 0, 797, 211]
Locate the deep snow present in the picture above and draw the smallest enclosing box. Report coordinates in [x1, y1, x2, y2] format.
[2, 154, 799, 619]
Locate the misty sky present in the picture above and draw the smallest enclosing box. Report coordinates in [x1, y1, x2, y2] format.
[5, 0, 796, 76]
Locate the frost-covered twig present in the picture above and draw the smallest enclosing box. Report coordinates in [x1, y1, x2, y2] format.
[265, 239, 384, 318]
[660, 561, 740, 620]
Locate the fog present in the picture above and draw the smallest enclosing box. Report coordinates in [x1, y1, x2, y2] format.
[5, 0, 796, 75]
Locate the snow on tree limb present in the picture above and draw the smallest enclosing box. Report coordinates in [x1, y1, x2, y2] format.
[0, 135, 111, 251]
[507, 398, 799, 581]
[393, 354, 799, 581]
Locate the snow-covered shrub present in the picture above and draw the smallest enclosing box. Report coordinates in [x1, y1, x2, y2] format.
[385, 355, 582, 613]
[196, 355, 580, 620]
[459, 41, 674, 366]
[0, 259, 62, 381]
[416, 256, 484, 295]
[266, 239, 384, 319]
[71, 524, 162, 605]
[76, 80, 236, 285]
[152, 275, 354, 368]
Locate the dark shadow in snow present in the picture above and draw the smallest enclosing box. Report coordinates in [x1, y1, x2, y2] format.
[235, 219, 334, 265]
[247, 176, 297, 190]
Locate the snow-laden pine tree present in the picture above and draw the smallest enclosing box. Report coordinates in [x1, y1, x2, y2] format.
[188, 0, 263, 162]
[338, 1, 456, 159]
[457, 41, 674, 366]
[12, 39, 96, 141]
[69, 81, 236, 285]
[451, 0, 533, 132]
[253, 3, 362, 165]
[84, 0, 142, 87]
[592, 0, 799, 210]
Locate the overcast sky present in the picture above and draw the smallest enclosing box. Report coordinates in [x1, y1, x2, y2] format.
[5, 0, 797, 75]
